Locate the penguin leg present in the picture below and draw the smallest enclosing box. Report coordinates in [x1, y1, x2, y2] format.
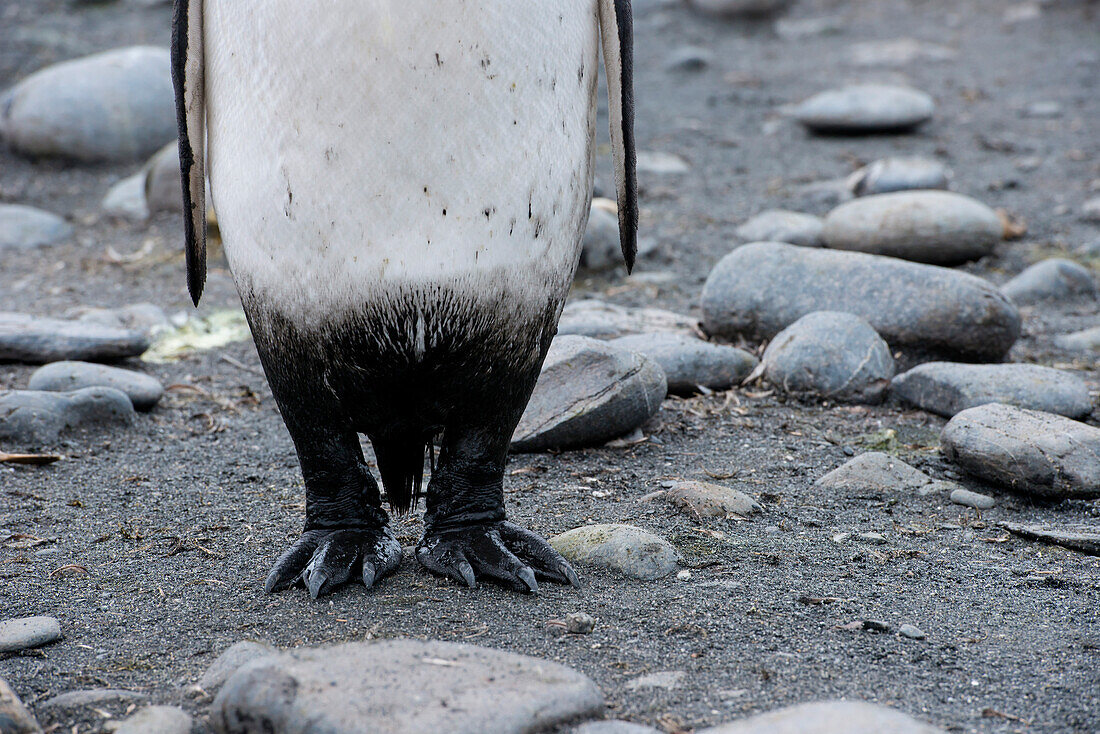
[264, 424, 402, 598]
[415, 426, 579, 593]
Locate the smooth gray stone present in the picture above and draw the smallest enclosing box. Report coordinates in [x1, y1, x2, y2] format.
[849, 39, 957, 67]
[1001, 258, 1098, 304]
[664, 480, 762, 518]
[610, 333, 757, 395]
[0, 677, 41, 734]
[814, 452, 933, 493]
[29, 361, 164, 411]
[891, 362, 1094, 419]
[899, 624, 927, 640]
[701, 242, 1020, 361]
[210, 640, 603, 734]
[761, 311, 894, 403]
[847, 157, 950, 196]
[688, 0, 793, 16]
[109, 706, 192, 734]
[664, 46, 714, 72]
[1000, 522, 1100, 556]
[0, 204, 72, 249]
[0, 387, 134, 446]
[698, 700, 945, 734]
[625, 671, 685, 690]
[635, 150, 689, 176]
[572, 722, 661, 734]
[37, 690, 148, 716]
[512, 337, 666, 451]
[64, 303, 172, 338]
[0, 313, 149, 363]
[579, 205, 622, 270]
[822, 191, 1001, 265]
[791, 84, 935, 133]
[144, 142, 185, 213]
[1, 47, 175, 161]
[0, 616, 61, 653]
[550, 524, 677, 581]
[199, 641, 278, 692]
[1081, 196, 1100, 222]
[101, 172, 149, 221]
[557, 300, 699, 340]
[735, 210, 823, 247]
[950, 488, 996, 510]
[941, 403, 1100, 500]
[1055, 326, 1100, 353]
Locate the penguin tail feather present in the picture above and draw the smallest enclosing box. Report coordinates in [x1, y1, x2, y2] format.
[373, 435, 429, 515]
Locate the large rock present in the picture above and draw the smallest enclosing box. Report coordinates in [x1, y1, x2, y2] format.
[0, 388, 134, 446]
[210, 640, 603, 734]
[0, 204, 72, 249]
[821, 191, 1001, 265]
[0, 47, 175, 161]
[199, 641, 278, 692]
[557, 300, 699, 340]
[0, 313, 150, 363]
[790, 85, 934, 133]
[846, 157, 950, 196]
[701, 242, 1020, 361]
[550, 524, 677, 581]
[761, 311, 894, 404]
[1001, 258, 1098, 304]
[610, 333, 757, 395]
[0, 677, 41, 734]
[941, 403, 1100, 500]
[891, 362, 1094, 419]
[511, 337, 666, 451]
[29, 361, 164, 411]
[735, 211, 823, 247]
[698, 700, 944, 734]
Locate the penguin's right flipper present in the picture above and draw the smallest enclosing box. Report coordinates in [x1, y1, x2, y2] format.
[598, 0, 638, 272]
[171, 0, 207, 306]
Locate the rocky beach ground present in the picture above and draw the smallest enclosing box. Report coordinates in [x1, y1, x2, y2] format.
[1, 0, 1098, 732]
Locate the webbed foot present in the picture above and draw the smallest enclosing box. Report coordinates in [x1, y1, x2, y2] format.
[416, 520, 580, 593]
[264, 522, 402, 598]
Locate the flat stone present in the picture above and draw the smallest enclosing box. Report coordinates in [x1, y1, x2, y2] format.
[625, 671, 685, 691]
[0, 387, 134, 446]
[0, 312, 149, 363]
[698, 700, 945, 733]
[899, 624, 928, 640]
[209, 640, 603, 734]
[849, 38, 958, 67]
[108, 706, 192, 734]
[814, 452, 932, 494]
[29, 362, 164, 411]
[610, 333, 757, 395]
[64, 303, 172, 338]
[512, 337, 666, 451]
[822, 191, 1001, 265]
[790, 85, 935, 134]
[550, 524, 678, 581]
[701, 242, 1020, 362]
[0, 616, 61, 653]
[941, 403, 1100, 500]
[664, 46, 714, 72]
[572, 722, 661, 734]
[688, 0, 793, 16]
[735, 210, 823, 247]
[0, 204, 72, 249]
[665, 480, 762, 518]
[1055, 326, 1100, 353]
[0, 677, 41, 734]
[0, 46, 175, 161]
[557, 300, 699, 340]
[892, 362, 1093, 419]
[199, 641, 278, 692]
[101, 172, 150, 221]
[1001, 258, 1098, 304]
[1000, 522, 1100, 556]
[846, 157, 950, 196]
[761, 311, 894, 404]
[950, 488, 996, 510]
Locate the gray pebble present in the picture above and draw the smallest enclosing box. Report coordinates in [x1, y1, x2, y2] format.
[790, 84, 935, 134]
[0, 677, 41, 734]
[664, 46, 714, 72]
[199, 640, 277, 692]
[846, 157, 950, 196]
[891, 362, 1094, 419]
[610, 333, 757, 395]
[0, 312, 149, 363]
[1081, 196, 1100, 222]
[565, 612, 596, 635]
[899, 624, 928, 640]
[624, 671, 685, 691]
[635, 151, 690, 176]
[0, 387, 134, 446]
[0, 204, 72, 249]
[557, 300, 699, 340]
[1023, 101, 1062, 119]
[550, 524, 677, 581]
[849, 39, 957, 67]
[664, 480, 762, 518]
[1001, 258, 1098, 304]
[101, 172, 150, 221]
[0, 616, 61, 653]
[941, 403, 1100, 500]
[735, 210, 823, 247]
[698, 700, 945, 734]
[701, 242, 1020, 362]
[857, 531, 888, 544]
[108, 706, 192, 734]
[762, 311, 894, 404]
[144, 142, 185, 213]
[815, 452, 933, 494]
[774, 16, 843, 40]
[822, 191, 1001, 265]
[950, 488, 996, 510]
[29, 361, 164, 411]
[512, 336, 666, 452]
[1054, 326, 1100, 353]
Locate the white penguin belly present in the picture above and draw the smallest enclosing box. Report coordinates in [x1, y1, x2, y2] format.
[203, 1, 600, 323]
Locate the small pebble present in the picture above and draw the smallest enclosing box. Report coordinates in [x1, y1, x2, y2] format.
[0, 616, 62, 653]
[857, 532, 887, 545]
[565, 612, 596, 635]
[790, 84, 934, 134]
[899, 624, 927, 640]
[950, 488, 996, 510]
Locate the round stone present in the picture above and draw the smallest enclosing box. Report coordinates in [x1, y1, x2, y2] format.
[0, 616, 61, 653]
[790, 84, 935, 133]
[29, 361, 165, 411]
[609, 333, 757, 395]
[550, 524, 678, 581]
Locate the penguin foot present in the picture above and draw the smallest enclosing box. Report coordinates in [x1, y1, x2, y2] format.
[264, 525, 403, 598]
[416, 520, 580, 593]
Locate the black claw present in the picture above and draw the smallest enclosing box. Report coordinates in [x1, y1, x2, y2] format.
[307, 570, 328, 599]
[266, 525, 401, 598]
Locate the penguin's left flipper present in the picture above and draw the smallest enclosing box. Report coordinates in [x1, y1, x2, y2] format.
[599, 0, 638, 272]
[416, 521, 581, 593]
[171, 0, 207, 306]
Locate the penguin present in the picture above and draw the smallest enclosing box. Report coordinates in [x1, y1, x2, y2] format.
[171, 0, 637, 598]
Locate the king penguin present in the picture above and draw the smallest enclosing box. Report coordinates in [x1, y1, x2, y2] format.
[171, 0, 637, 598]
